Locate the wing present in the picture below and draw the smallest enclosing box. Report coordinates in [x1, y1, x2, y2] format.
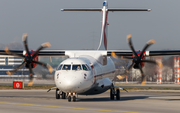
[107, 50, 180, 57]
[0, 50, 65, 56]
[1, 49, 180, 57]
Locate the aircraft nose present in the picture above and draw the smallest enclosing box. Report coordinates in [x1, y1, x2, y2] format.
[59, 74, 81, 92]
[57, 71, 93, 93]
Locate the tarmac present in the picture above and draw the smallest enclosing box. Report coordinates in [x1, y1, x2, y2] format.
[0, 90, 180, 113]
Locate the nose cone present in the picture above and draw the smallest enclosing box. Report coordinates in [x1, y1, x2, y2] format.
[61, 76, 79, 91]
[56, 71, 93, 93]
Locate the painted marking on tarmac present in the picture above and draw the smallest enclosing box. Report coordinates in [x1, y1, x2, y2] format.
[0, 102, 138, 113]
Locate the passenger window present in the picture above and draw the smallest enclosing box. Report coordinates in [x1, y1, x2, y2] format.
[62, 65, 71, 70]
[57, 64, 63, 70]
[72, 65, 81, 70]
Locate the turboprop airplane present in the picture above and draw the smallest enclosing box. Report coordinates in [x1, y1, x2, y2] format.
[1, 0, 180, 102]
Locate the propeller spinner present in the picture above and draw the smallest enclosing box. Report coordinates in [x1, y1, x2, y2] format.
[5, 33, 53, 86]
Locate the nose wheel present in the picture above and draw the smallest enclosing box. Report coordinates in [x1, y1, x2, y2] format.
[68, 96, 71, 102]
[73, 96, 76, 102]
[68, 92, 77, 102]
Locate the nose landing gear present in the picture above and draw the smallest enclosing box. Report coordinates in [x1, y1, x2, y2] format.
[68, 95, 71, 102]
[73, 95, 76, 102]
[55, 89, 77, 102]
[68, 92, 77, 102]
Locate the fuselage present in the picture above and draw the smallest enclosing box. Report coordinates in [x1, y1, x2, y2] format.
[54, 1, 115, 95]
[54, 55, 115, 95]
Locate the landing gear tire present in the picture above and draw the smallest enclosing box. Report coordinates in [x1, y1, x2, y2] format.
[68, 96, 71, 102]
[110, 88, 114, 100]
[73, 96, 76, 102]
[56, 88, 60, 99]
[116, 89, 120, 100]
[62, 92, 66, 99]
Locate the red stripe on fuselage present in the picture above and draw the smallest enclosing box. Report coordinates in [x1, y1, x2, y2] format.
[103, 9, 108, 50]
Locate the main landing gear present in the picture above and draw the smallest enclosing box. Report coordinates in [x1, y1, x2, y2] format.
[55, 88, 66, 99]
[110, 86, 120, 100]
[56, 88, 60, 99]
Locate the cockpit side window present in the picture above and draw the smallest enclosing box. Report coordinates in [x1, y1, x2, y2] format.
[57, 64, 63, 70]
[85, 64, 91, 70]
[72, 65, 82, 70]
[62, 65, 71, 70]
[82, 64, 90, 71]
[82, 64, 88, 71]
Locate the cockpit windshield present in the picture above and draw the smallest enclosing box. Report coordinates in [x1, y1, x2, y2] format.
[57, 64, 91, 71]
[57, 64, 63, 70]
[62, 65, 71, 70]
[72, 65, 81, 70]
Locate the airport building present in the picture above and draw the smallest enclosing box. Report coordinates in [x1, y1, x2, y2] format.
[0, 55, 30, 80]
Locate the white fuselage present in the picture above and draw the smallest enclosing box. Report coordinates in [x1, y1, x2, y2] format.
[54, 1, 115, 95]
[54, 54, 115, 95]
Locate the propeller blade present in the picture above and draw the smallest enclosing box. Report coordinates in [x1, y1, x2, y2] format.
[141, 75, 146, 85]
[27, 64, 34, 86]
[28, 80, 34, 86]
[32, 61, 53, 73]
[121, 56, 133, 60]
[31, 42, 51, 59]
[117, 62, 135, 80]
[141, 59, 163, 69]
[6, 61, 26, 75]
[124, 35, 158, 84]
[117, 75, 125, 80]
[111, 52, 118, 58]
[140, 39, 156, 58]
[22, 33, 31, 57]
[4, 47, 25, 59]
[127, 34, 138, 57]
[138, 64, 146, 85]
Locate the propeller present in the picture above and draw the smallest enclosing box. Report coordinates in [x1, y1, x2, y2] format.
[5, 33, 53, 86]
[112, 34, 163, 85]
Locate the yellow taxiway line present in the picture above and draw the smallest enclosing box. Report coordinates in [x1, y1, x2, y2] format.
[0, 102, 138, 113]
